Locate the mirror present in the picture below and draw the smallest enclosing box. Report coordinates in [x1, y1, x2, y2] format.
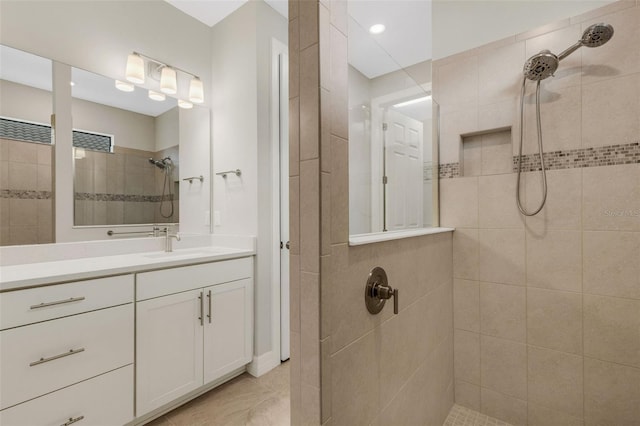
[348, 0, 437, 236]
[71, 67, 180, 226]
[0, 45, 54, 246]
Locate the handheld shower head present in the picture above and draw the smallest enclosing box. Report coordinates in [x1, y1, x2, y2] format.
[557, 23, 614, 61]
[523, 50, 559, 81]
[148, 158, 166, 169]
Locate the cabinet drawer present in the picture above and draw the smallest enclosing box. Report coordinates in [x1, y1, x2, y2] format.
[0, 304, 133, 410]
[0, 274, 133, 330]
[0, 365, 133, 426]
[137, 257, 253, 301]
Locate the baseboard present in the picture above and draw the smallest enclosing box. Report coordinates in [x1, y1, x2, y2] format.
[246, 350, 281, 377]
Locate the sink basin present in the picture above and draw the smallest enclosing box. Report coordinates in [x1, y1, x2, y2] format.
[143, 248, 224, 260]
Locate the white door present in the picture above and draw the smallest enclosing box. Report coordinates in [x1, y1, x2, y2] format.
[203, 279, 253, 384]
[136, 289, 204, 416]
[385, 109, 423, 230]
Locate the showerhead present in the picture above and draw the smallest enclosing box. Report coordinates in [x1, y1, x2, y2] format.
[580, 23, 614, 47]
[149, 158, 167, 169]
[523, 50, 559, 81]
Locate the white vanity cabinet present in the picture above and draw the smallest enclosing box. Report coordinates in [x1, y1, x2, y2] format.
[0, 274, 134, 426]
[135, 257, 253, 417]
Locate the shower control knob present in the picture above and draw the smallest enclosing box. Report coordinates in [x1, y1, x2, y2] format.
[365, 267, 399, 315]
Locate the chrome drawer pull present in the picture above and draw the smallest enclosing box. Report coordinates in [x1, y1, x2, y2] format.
[60, 415, 84, 426]
[30, 297, 86, 310]
[207, 290, 212, 324]
[30, 347, 85, 367]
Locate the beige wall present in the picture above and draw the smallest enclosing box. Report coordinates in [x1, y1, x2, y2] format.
[436, 1, 640, 424]
[290, 1, 454, 424]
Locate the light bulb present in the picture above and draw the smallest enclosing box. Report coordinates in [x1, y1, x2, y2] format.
[148, 90, 166, 101]
[125, 53, 145, 84]
[160, 67, 177, 95]
[188, 77, 204, 104]
[178, 99, 193, 109]
[115, 80, 135, 92]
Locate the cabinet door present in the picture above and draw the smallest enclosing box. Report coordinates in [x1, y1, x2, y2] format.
[136, 289, 204, 416]
[203, 279, 253, 384]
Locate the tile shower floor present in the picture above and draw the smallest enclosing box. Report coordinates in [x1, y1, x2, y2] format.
[444, 404, 512, 426]
[147, 363, 508, 426]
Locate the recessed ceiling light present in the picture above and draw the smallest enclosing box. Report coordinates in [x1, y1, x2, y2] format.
[393, 95, 431, 108]
[69, 81, 75, 86]
[369, 24, 386, 35]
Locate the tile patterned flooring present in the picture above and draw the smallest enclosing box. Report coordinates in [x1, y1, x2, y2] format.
[148, 363, 507, 426]
[147, 362, 290, 426]
[443, 404, 512, 426]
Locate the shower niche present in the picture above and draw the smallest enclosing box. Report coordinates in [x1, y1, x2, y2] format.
[460, 128, 512, 177]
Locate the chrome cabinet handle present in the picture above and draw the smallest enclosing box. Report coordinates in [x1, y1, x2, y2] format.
[198, 292, 204, 326]
[60, 415, 84, 426]
[207, 290, 212, 324]
[30, 347, 85, 367]
[30, 297, 85, 310]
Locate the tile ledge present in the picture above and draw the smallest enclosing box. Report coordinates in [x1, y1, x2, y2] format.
[349, 227, 454, 246]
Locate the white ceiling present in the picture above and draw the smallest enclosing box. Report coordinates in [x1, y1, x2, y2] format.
[165, 0, 288, 27]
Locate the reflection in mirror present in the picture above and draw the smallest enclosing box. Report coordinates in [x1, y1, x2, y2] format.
[348, 1, 437, 236]
[71, 67, 180, 226]
[0, 45, 54, 246]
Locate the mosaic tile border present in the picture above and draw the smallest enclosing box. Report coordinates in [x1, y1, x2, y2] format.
[74, 193, 177, 202]
[439, 141, 640, 178]
[0, 189, 52, 199]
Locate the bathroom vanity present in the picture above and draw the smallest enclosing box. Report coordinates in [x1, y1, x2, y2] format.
[0, 245, 254, 426]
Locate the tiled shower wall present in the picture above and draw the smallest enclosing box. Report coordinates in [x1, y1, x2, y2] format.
[435, 1, 640, 425]
[0, 138, 53, 245]
[289, 1, 454, 424]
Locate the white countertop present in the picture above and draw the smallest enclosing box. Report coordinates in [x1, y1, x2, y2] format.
[0, 246, 254, 292]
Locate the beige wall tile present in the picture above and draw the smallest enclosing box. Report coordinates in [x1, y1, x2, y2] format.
[480, 388, 528, 426]
[454, 279, 480, 333]
[453, 228, 479, 281]
[481, 335, 527, 400]
[478, 99, 517, 133]
[479, 229, 525, 286]
[527, 403, 583, 426]
[0, 140, 8, 162]
[300, 44, 320, 161]
[583, 74, 640, 148]
[330, 26, 348, 139]
[330, 0, 347, 36]
[330, 136, 348, 244]
[321, 172, 331, 256]
[479, 173, 525, 229]
[331, 332, 379, 426]
[478, 41, 525, 106]
[584, 231, 640, 299]
[8, 140, 37, 163]
[584, 294, 640, 368]
[9, 198, 37, 226]
[527, 287, 583, 355]
[581, 6, 640, 85]
[299, 0, 318, 50]
[290, 254, 301, 334]
[480, 282, 526, 342]
[481, 130, 513, 176]
[440, 177, 478, 228]
[0, 161, 8, 189]
[524, 168, 582, 233]
[527, 346, 583, 418]
[582, 164, 640, 231]
[319, 3, 330, 91]
[522, 85, 582, 155]
[301, 383, 321, 425]
[454, 330, 480, 385]
[437, 55, 479, 110]
[0, 199, 9, 227]
[9, 225, 37, 245]
[301, 272, 320, 388]
[290, 330, 302, 425]
[526, 230, 582, 292]
[289, 97, 300, 177]
[289, 176, 300, 255]
[36, 144, 52, 165]
[288, 0, 298, 20]
[462, 136, 482, 177]
[455, 380, 481, 411]
[584, 358, 640, 426]
[439, 107, 478, 165]
[106, 201, 123, 225]
[300, 159, 320, 273]
[320, 336, 331, 423]
[289, 18, 300, 100]
[320, 88, 331, 173]
[8, 162, 37, 190]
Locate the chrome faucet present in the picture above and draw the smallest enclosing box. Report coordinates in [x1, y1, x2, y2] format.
[162, 227, 181, 252]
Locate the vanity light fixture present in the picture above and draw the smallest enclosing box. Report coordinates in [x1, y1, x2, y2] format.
[125, 53, 145, 84]
[122, 51, 204, 104]
[148, 90, 166, 101]
[369, 24, 386, 34]
[178, 99, 193, 109]
[160, 66, 177, 95]
[115, 80, 135, 92]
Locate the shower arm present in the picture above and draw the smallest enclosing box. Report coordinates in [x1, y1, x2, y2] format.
[557, 42, 583, 61]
